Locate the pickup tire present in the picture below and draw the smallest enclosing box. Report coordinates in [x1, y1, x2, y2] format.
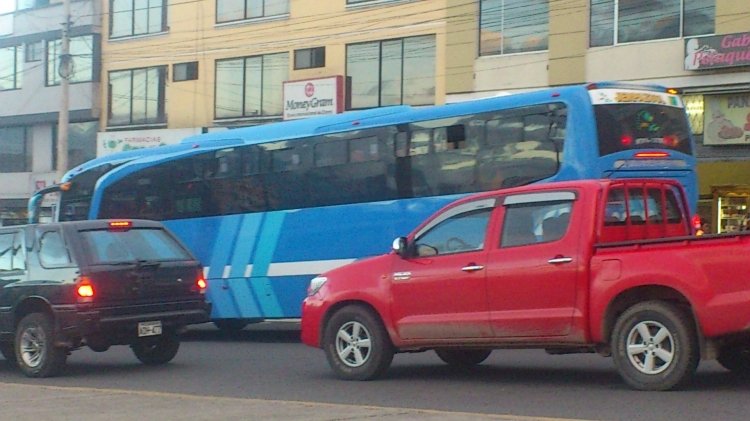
[131, 334, 180, 365]
[323, 305, 393, 380]
[717, 343, 750, 376]
[435, 349, 492, 367]
[611, 301, 699, 391]
[15, 313, 67, 378]
[1, 342, 16, 363]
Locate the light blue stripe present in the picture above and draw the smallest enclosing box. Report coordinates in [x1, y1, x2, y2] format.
[208, 216, 243, 317]
[250, 212, 285, 317]
[228, 214, 262, 317]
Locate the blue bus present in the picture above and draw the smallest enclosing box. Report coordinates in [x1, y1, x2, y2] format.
[30, 82, 697, 331]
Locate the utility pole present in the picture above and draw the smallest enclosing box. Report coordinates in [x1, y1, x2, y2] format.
[57, 0, 72, 182]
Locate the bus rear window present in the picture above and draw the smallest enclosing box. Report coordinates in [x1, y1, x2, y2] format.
[595, 104, 692, 156]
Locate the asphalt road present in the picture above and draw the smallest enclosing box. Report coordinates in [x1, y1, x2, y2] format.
[2, 321, 749, 421]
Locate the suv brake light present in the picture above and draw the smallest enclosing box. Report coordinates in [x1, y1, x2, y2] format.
[193, 276, 207, 294]
[77, 277, 95, 303]
[108, 221, 132, 231]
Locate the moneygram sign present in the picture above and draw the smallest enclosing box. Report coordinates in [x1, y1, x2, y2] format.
[684, 32, 750, 70]
[283, 76, 344, 120]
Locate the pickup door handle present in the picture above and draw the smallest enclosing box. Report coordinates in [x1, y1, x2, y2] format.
[461, 264, 485, 272]
[548, 256, 573, 264]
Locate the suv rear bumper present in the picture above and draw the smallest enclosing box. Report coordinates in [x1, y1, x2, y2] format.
[53, 301, 211, 344]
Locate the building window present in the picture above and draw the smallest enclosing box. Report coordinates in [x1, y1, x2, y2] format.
[47, 35, 94, 85]
[110, 0, 166, 39]
[108, 66, 166, 126]
[216, 0, 289, 24]
[0, 127, 31, 173]
[53, 121, 98, 171]
[479, 0, 548, 55]
[294, 47, 325, 70]
[17, 0, 50, 10]
[346, 35, 435, 109]
[682, 94, 704, 135]
[0, 45, 23, 91]
[173, 62, 198, 82]
[215, 52, 289, 119]
[346, 0, 401, 5]
[590, 0, 715, 47]
[25, 41, 43, 62]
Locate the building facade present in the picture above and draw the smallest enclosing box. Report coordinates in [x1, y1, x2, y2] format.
[0, 0, 101, 225]
[2, 0, 749, 229]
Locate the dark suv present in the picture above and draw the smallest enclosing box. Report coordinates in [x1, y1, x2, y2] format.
[0, 219, 210, 377]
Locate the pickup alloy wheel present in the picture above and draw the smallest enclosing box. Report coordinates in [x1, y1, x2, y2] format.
[323, 305, 393, 380]
[131, 333, 180, 365]
[612, 301, 699, 391]
[15, 313, 67, 378]
[435, 349, 492, 367]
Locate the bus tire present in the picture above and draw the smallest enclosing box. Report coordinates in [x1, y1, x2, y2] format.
[323, 305, 393, 381]
[611, 301, 699, 391]
[15, 313, 67, 378]
[131, 334, 180, 365]
[213, 320, 249, 333]
[717, 342, 750, 376]
[435, 349, 492, 367]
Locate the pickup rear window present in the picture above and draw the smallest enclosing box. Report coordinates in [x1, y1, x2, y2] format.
[80, 228, 192, 264]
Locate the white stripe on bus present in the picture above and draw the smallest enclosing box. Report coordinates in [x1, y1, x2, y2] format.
[205, 259, 357, 279]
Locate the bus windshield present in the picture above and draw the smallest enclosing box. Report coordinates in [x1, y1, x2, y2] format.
[595, 103, 693, 156]
[59, 164, 120, 222]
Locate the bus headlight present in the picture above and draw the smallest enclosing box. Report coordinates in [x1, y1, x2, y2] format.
[307, 276, 328, 296]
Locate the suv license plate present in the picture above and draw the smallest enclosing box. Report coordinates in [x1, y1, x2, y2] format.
[138, 321, 162, 337]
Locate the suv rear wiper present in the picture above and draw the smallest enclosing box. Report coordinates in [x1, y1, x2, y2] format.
[136, 260, 161, 269]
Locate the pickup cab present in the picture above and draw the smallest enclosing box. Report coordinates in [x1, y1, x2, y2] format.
[0, 219, 210, 377]
[301, 178, 750, 391]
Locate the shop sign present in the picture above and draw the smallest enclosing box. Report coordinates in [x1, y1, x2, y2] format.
[703, 94, 750, 145]
[97, 127, 203, 157]
[684, 32, 750, 70]
[283, 76, 344, 120]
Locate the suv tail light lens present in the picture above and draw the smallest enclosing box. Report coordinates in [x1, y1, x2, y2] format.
[77, 277, 95, 303]
[194, 276, 207, 294]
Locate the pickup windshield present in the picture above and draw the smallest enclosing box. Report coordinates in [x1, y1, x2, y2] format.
[80, 227, 192, 264]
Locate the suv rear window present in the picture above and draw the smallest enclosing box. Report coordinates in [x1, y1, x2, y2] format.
[80, 228, 192, 264]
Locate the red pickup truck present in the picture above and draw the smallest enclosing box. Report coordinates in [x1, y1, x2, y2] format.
[301, 178, 750, 391]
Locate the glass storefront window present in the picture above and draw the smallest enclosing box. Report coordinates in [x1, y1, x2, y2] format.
[215, 52, 289, 119]
[0, 127, 31, 173]
[590, 0, 715, 47]
[346, 35, 435, 109]
[480, 0, 549, 55]
[47, 35, 95, 85]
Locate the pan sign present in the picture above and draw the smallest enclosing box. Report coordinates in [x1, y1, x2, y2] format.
[685, 32, 750, 70]
[283, 76, 344, 120]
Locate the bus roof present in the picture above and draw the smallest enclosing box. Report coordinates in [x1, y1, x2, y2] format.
[65, 81, 672, 182]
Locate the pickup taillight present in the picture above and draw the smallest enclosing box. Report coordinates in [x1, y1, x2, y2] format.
[76, 277, 95, 303]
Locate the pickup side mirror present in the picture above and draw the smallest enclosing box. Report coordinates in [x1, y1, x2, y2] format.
[392, 237, 408, 257]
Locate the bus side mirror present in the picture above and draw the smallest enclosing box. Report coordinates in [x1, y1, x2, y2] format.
[392, 237, 408, 258]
